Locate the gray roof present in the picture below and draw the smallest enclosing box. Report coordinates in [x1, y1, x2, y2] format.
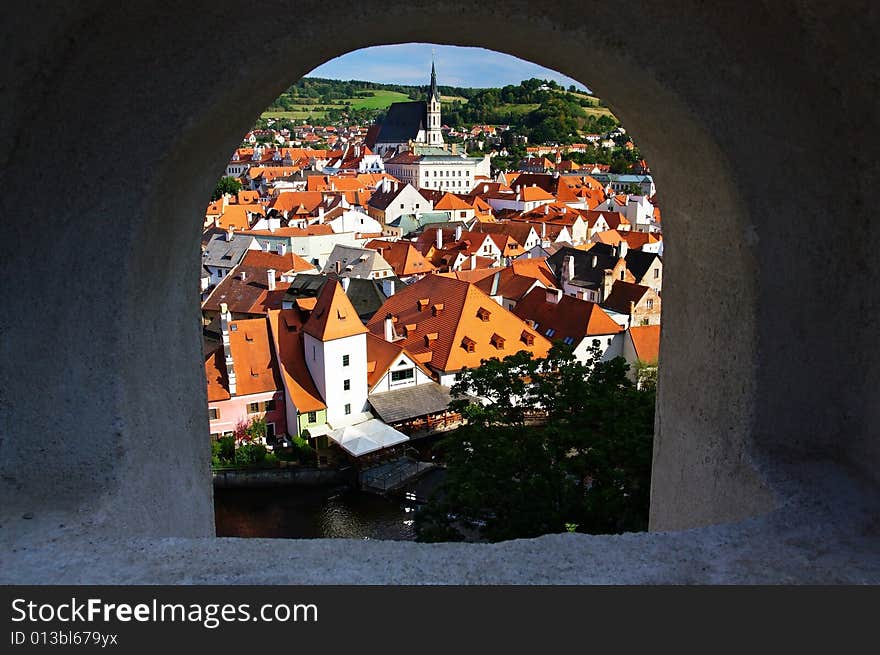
[202, 233, 256, 269]
[547, 245, 621, 290]
[284, 273, 406, 320]
[374, 101, 427, 145]
[369, 383, 454, 424]
[322, 245, 392, 279]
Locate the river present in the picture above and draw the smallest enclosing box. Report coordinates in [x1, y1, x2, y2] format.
[214, 468, 446, 540]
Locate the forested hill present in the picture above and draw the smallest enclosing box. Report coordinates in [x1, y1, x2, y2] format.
[262, 77, 619, 144]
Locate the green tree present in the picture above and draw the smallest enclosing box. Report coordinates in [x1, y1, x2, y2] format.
[415, 343, 655, 543]
[212, 176, 242, 201]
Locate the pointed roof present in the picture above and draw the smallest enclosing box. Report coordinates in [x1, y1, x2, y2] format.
[430, 61, 441, 102]
[514, 288, 624, 340]
[267, 309, 326, 412]
[302, 279, 368, 341]
[627, 325, 661, 364]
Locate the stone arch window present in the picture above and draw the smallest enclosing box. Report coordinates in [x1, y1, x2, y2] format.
[3, 8, 875, 584]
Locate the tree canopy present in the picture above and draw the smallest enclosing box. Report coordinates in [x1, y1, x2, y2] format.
[415, 343, 655, 543]
[212, 176, 242, 201]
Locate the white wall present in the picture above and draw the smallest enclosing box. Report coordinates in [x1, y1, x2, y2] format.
[305, 332, 369, 427]
[369, 353, 434, 394]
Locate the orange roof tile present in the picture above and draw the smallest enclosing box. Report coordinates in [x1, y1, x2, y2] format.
[365, 333, 433, 389]
[514, 288, 623, 340]
[366, 276, 550, 373]
[303, 279, 368, 342]
[628, 325, 660, 363]
[365, 240, 436, 277]
[267, 310, 326, 412]
[227, 317, 283, 396]
[205, 347, 231, 402]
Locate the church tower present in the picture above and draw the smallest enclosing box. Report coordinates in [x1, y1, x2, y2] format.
[427, 61, 443, 146]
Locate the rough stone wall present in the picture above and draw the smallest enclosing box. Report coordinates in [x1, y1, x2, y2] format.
[0, 1, 877, 557]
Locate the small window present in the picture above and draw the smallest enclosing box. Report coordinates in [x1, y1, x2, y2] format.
[563, 337, 575, 346]
[264, 399, 275, 412]
[342, 354, 350, 367]
[344, 403, 351, 415]
[307, 411, 317, 423]
[620, 270, 625, 280]
[654, 268, 660, 279]
[545, 328, 556, 337]
[343, 379, 350, 391]
[391, 368, 415, 382]
[246, 402, 260, 414]
[647, 299, 654, 309]
[209, 408, 219, 420]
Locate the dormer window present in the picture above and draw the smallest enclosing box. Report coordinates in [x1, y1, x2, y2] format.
[461, 336, 476, 353]
[476, 307, 491, 321]
[490, 333, 505, 349]
[521, 330, 535, 346]
[417, 298, 430, 312]
[424, 332, 438, 347]
[432, 303, 444, 316]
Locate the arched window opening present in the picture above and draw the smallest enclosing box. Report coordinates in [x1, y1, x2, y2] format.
[200, 43, 663, 543]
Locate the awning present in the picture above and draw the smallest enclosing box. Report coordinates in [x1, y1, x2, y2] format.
[368, 383, 455, 424]
[327, 418, 409, 457]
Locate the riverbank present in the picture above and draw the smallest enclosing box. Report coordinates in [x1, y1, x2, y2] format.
[212, 465, 354, 488]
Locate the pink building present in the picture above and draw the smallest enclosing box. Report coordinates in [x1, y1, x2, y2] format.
[206, 310, 286, 441]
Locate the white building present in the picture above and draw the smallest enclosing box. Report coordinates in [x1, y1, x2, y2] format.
[384, 149, 492, 193]
[302, 280, 370, 428]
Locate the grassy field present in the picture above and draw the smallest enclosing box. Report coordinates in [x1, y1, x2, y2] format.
[262, 90, 412, 121]
[348, 89, 411, 109]
[260, 87, 615, 124]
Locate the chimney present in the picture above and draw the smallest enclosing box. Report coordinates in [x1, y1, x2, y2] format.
[490, 271, 501, 296]
[455, 225, 463, 241]
[318, 205, 325, 221]
[268, 216, 280, 232]
[335, 260, 342, 275]
[591, 255, 597, 268]
[564, 255, 575, 282]
[276, 242, 287, 256]
[341, 276, 350, 292]
[470, 254, 477, 270]
[541, 222, 547, 238]
[619, 239, 629, 258]
[213, 217, 220, 228]
[436, 227, 443, 250]
[219, 303, 237, 396]
[226, 226, 234, 241]
[267, 269, 276, 291]
[544, 204, 549, 215]
[381, 278, 395, 298]
[383, 314, 396, 342]
[240, 270, 247, 281]
[546, 288, 562, 304]
[483, 184, 489, 193]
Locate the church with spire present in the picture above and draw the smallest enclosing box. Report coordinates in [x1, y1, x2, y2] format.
[366, 62, 446, 157]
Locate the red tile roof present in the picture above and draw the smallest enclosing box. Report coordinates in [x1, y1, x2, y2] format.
[303, 279, 368, 342]
[628, 325, 660, 363]
[366, 275, 551, 374]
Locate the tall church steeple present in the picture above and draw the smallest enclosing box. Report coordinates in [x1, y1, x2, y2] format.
[427, 59, 443, 146]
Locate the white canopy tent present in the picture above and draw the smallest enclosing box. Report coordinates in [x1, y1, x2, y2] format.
[327, 418, 409, 457]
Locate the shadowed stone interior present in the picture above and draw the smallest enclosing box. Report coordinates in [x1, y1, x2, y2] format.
[1, 0, 877, 582]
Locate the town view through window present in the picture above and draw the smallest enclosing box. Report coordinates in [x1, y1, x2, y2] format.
[202, 44, 662, 542]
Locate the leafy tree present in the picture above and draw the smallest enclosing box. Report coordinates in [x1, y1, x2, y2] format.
[212, 176, 242, 201]
[415, 343, 655, 542]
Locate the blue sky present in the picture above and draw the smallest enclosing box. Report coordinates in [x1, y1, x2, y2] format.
[307, 43, 589, 91]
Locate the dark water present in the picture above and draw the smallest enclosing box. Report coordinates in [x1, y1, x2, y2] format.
[214, 469, 446, 541]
